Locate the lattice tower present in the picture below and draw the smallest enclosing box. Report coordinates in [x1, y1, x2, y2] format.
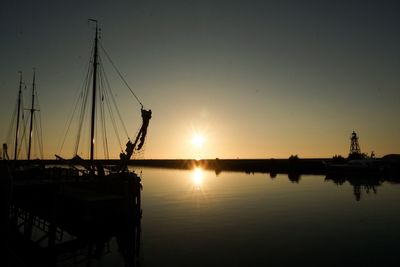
[349, 131, 361, 155]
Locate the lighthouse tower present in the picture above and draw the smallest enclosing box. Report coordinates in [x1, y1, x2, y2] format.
[348, 131, 362, 159]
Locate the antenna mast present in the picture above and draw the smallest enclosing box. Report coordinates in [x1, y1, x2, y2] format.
[14, 72, 23, 161]
[27, 69, 37, 160]
[89, 19, 98, 169]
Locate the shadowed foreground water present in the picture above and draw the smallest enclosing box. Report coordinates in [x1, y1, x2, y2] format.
[45, 167, 399, 266]
[137, 168, 400, 267]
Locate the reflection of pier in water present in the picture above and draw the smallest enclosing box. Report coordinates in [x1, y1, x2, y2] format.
[1, 163, 142, 267]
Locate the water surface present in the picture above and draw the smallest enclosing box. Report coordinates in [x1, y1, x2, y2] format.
[70, 168, 400, 266]
[137, 168, 400, 266]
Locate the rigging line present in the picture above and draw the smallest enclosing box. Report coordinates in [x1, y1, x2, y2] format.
[20, 93, 26, 158]
[39, 120, 44, 158]
[7, 88, 25, 154]
[98, 59, 123, 139]
[103, 81, 123, 151]
[101, 64, 130, 139]
[58, 89, 83, 155]
[59, 63, 91, 155]
[98, 71, 109, 159]
[98, 72, 104, 157]
[6, 76, 23, 145]
[106, 100, 122, 151]
[105, 92, 122, 151]
[95, 108, 98, 160]
[99, 43, 143, 108]
[34, 90, 44, 159]
[32, 113, 37, 159]
[74, 66, 92, 156]
[34, 89, 40, 110]
[75, 45, 95, 157]
[98, 56, 116, 155]
[6, 100, 18, 145]
[34, 119, 39, 159]
[33, 116, 38, 159]
[58, 45, 94, 155]
[73, 84, 87, 155]
[34, 114, 44, 159]
[18, 111, 29, 159]
[23, 110, 30, 159]
[102, 98, 110, 160]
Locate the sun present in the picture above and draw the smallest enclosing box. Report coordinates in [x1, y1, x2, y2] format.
[192, 134, 205, 148]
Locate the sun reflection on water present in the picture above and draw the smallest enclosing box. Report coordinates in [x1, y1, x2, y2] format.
[192, 167, 203, 190]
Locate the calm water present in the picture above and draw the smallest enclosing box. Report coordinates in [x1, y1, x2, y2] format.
[92, 168, 400, 266]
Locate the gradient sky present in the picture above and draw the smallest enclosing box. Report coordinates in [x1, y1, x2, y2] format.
[1, 0, 399, 159]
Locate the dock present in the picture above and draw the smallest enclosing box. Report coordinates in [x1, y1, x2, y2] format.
[1, 161, 142, 267]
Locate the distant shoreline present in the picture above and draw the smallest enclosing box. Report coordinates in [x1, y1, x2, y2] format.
[10, 158, 331, 174]
[7, 156, 400, 177]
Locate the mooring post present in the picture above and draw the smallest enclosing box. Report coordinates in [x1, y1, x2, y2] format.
[136, 176, 141, 217]
[123, 173, 142, 266]
[48, 222, 57, 248]
[10, 206, 18, 229]
[135, 210, 141, 260]
[134, 175, 142, 262]
[23, 212, 34, 240]
[0, 161, 12, 261]
[87, 244, 93, 267]
[48, 191, 57, 248]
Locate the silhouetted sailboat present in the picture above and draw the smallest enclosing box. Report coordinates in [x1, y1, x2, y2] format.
[4, 71, 25, 162]
[6, 21, 147, 265]
[3, 70, 44, 179]
[51, 19, 151, 179]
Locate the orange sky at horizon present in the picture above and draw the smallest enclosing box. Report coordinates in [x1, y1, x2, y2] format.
[1, 1, 399, 160]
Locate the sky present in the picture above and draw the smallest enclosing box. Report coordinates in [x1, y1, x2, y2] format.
[1, 0, 399, 159]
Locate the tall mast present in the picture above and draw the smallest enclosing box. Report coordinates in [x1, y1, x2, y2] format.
[27, 69, 36, 160]
[14, 72, 23, 161]
[90, 20, 98, 168]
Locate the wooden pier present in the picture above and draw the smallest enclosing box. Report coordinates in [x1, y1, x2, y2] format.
[1, 162, 142, 267]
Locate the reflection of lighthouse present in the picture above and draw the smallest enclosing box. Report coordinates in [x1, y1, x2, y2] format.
[348, 131, 362, 159]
